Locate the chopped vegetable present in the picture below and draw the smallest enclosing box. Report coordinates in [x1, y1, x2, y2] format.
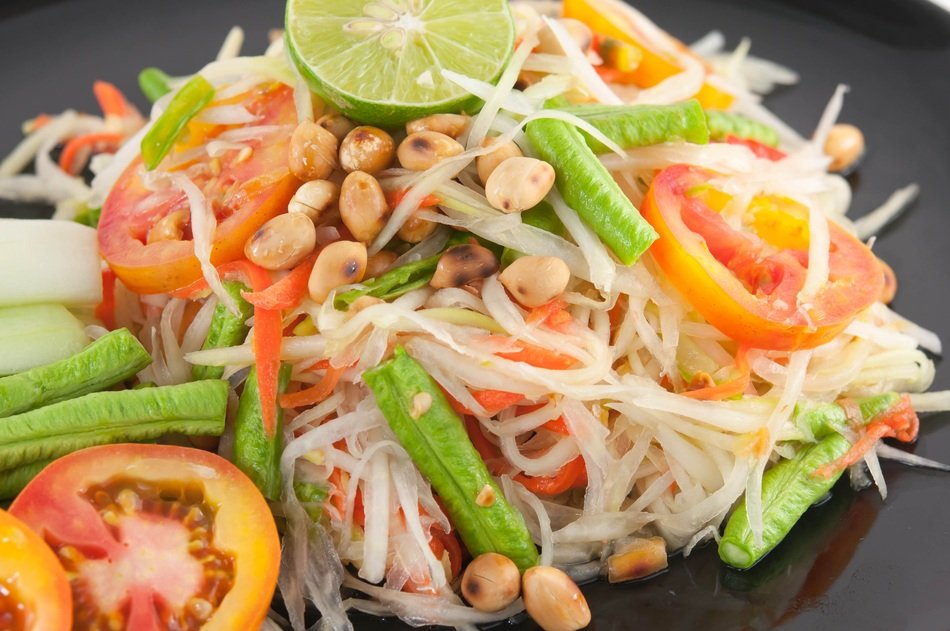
[0, 304, 89, 376]
[0, 379, 228, 471]
[233, 363, 291, 501]
[705, 109, 780, 147]
[526, 117, 658, 265]
[364, 347, 539, 572]
[191, 281, 253, 381]
[0, 327, 151, 418]
[138, 66, 173, 102]
[560, 99, 710, 152]
[140, 74, 215, 170]
[334, 254, 440, 309]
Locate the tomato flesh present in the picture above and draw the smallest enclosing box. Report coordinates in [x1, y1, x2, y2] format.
[0, 508, 72, 631]
[641, 164, 884, 350]
[99, 83, 300, 295]
[10, 444, 280, 631]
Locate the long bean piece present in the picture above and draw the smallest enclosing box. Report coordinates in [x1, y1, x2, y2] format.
[192, 281, 253, 381]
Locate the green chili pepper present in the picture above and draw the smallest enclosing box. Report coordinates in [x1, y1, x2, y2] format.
[500, 200, 565, 267]
[560, 99, 710, 153]
[191, 282, 253, 381]
[138, 67, 173, 103]
[705, 109, 780, 147]
[720, 393, 904, 569]
[364, 347, 539, 572]
[0, 380, 228, 471]
[0, 459, 51, 501]
[141, 74, 215, 170]
[0, 328, 151, 419]
[233, 363, 291, 502]
[294, 480, 330, 522]
[335, 255, 439, 309]
[526, 118, 658, 265]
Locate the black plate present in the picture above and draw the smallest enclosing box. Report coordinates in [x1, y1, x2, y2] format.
[1, 1, 949, 629]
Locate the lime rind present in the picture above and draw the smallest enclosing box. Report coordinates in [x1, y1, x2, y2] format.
[285, 0, 515, 127]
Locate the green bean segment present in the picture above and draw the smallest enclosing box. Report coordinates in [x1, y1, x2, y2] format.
[705, 109, 780, 147]
[719, 433, 850, 569]
[364, 347, 539, 572]
[0, 328, 151, 418]
[138, 67, 173, 103]
[192, 281, 253, 381]
[141, 74, 215, 170]
[0, 380, 228, 471]
[526, 118, 658, 265]
[233, 363, 291, 502]
[0, 459, 51, 500]
[561, 99, 710, 153]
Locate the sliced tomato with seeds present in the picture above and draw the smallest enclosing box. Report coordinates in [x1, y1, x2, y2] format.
[0, 508, 72, 631]
[641, 164, 884, 350]
[99, 82, 300, 295]
[10, 444, 279, 631]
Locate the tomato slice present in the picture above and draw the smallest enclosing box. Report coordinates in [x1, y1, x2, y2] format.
[99, 83, 300, 295]
[0, 508, 72, 631]
[641, 164, 884, 350]
[10, 444, 280, 631]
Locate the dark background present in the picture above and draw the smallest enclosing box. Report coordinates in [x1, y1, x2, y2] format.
[1, 1, 948, 629]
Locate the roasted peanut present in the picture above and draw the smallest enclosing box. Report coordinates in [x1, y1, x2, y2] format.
[339, 126, 395, 174]
[430, 244, 499, 289]
[147, 210, 188, 244]
[317, 112, 356, 142]
[606, 536, 668, 584]
[396, 210, 438, 243]
[522, 566, 591, 631]
[308, 240, 367, 303]
[339, 171, 390, 243]
[288, 120, 338, 181]
[476, 138, 523, 185]
[244, 213, 317, 271]
[499, 256, 571, 308]
[365, 250, 399, 278]
[824, 123, 865, 173]
[537, 18, 593, 54]
[397, 131, 464, 171]
[288, 180, 340, 224]
[406, 113, 470, 138]
[485, 157, 555, 213]
[461, 553, 521, 613]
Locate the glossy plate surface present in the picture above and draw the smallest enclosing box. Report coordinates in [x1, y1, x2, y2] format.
[1, 0, 948, 629]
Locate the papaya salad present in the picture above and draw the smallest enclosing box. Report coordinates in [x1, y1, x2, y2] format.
[0, 0, 948, 629]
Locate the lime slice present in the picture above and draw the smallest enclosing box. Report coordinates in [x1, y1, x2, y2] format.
[285, 0, 515, 127]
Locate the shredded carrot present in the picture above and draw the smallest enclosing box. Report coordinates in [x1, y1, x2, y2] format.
[280, 364, 344, 409]
[594, 65, 640, 85]
[27, 114, 52, 133]
[541, 416, 571, 436]
[470, 389, 525, 415]
[242, 252, 318, 311]
[58, 132, 123, 175]
[95, 268, 117, 330]
[428, 526, 463, 580]
[515, 456, 587, 496]
[328, 469, 365, 527]
[492, 337, 577, 370]
[386, 188, 441, 209]
[463, 416, 506, 475]
[682, 345, 751, 400]
[724, 135, 786, 161]
[525, 298, 572, 332]
[93, 80, 130, 118]
[170, 259, 271, 300]
[815, 394, 920, 478]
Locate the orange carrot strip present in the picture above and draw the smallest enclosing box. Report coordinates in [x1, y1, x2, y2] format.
[95, 268, 117, 330]
[386, 188, 441, 209]
[279, 364, 344, 408]
[242, 252, 318, 311]
[541, 416, 571, 436]
[682, 345, 751, 401]
[58, 132, 123, 175]
[515, 456, 587, 496]
[470, 389, 525, 415]
[525, 298, 572, 332]
[93, 80, 130, 117]
[464, 416, 506, 475]
[494, 338, 577, 370]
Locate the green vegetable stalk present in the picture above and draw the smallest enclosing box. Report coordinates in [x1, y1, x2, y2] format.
[0, 380, 228, 471]
[0, 459, 51, 501]
[364, 347, 539, 572]
[192, 281, 253, 381]
[704, 109, 780, 147]
[138, 67, 173, 103]
[560, 99, 710, 153]
[233, 363, 292, 502]
[719, 393, 904, 569]
[141, 74, 215, 170]
[526, 118, 658, 265]
[0, 328, 151, 418]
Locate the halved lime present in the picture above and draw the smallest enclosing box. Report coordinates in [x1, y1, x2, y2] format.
[285, 0, 515, 127]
